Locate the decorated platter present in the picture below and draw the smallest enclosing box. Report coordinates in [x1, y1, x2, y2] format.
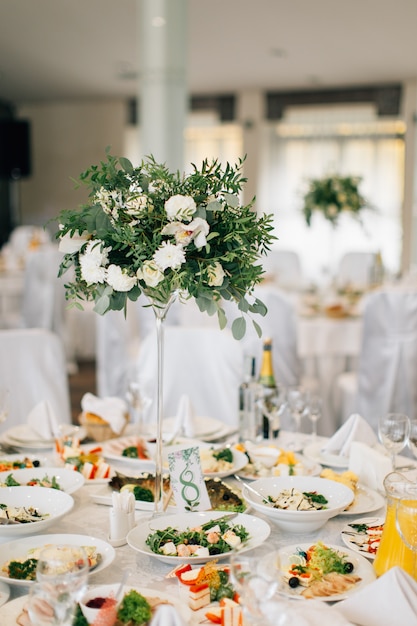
[341, 516, 385, 559]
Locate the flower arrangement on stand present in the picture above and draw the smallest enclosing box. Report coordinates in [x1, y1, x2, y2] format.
[55, 150, 276, 514]
[302, 174, 368, 227]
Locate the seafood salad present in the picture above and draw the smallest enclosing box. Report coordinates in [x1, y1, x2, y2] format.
[266, 488, 328, 511]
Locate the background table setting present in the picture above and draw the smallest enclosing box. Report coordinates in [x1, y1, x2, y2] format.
[0, 402, 417, 626]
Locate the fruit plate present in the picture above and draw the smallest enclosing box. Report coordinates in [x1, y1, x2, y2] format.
[126, 510, 271, 565]
[278, 542, 376, 601]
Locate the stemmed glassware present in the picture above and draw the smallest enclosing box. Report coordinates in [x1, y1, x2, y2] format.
[378, 413, 410, 470]
[28, 545, 89, 625]
[229, 545, 286, 625]
[305, 392, 322, 441]
[286, 387, 308, 451]
[0, 388, 10, 424]
[407, 418, 417, 460]
[396, 495, 417, 580]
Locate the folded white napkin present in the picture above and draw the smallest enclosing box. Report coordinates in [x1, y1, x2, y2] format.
[149, 604, 186, 626]
[27, 400, 60, 440]
[322, 413, 377, 457]
[81, 392, 127, 435]
[338, 566, 417, 626]
[349, 441, 392, 492]
[109, 491, 136, 542]
[173, 394, 196, 438]
[261, 597, 354, 625]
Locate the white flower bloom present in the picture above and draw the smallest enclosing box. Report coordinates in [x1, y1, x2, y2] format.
[106, 264, 137, 292]
[161, 217, 209, 248]
[83, 239, 111, 266]
[165, 194, 197, 222]
[153, 241, 186, 271]
[207, 262, 226, 287]
[58, 229, 89, 254]
[327, 204, 338, 217]
[137, 260, 164, 287]
[79, 255, 107, 285]
[125, 194, 148, 216]
[95, 188, 113, 213]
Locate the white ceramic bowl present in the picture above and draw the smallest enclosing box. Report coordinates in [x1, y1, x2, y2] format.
[80, 583, 121, 624]
[242, 475, 354, 533]
[0, 467, 85, 494]
[0, 486, 74, 536]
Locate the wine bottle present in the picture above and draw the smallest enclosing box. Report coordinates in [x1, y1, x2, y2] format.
[238, 356, 261, 443]
[258, 338, 280, 439]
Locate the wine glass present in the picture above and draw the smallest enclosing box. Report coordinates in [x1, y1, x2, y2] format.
[0, 388, 10, 424]
[306, 392, 322, 440]
[29, 544, 89, 626]
[259, 386, 287, 440]
[286, 387, 308, 451]
[407, 418, 417, 460]
[396, 495, 417, 580]
[229, 545, 284, 625]
[378, 413, 410, 470]
[126, 377, 152, 437]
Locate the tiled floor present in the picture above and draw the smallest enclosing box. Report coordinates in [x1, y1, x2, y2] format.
[68, 359, 97, 424]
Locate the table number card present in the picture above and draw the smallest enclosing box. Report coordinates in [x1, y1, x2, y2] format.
[167, 446, 211, 512]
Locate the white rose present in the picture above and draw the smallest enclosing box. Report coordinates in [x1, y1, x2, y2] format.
[137, 260, 164, 287]
[58, 229, 89, 254]
[207, 262, 226, 287]
[153, 241, 186, 271]
[161, 217, 209, 248]
[164, 194, 197, 222]
[79, 256, 106, 285]
[106, 264, 137, 292]
[83, 239, 111, 266]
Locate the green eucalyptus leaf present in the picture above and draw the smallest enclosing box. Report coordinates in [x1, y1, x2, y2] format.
[252, 319, 262, 338]
[119, 157, 134, 174]
[206, 200, 223, 211]
[238, 298, 249, 313]
[93, 293, 111, 315]
[223, 193, 239, 208]
[232, 317, 246, 340]
[217, 307, 227, 330]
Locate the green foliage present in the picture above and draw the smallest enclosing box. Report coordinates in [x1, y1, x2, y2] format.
[302, 174, 368, 227]
[55, 153, 276, 339]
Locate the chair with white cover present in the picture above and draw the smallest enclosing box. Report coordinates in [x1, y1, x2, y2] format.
[0, 328, 72, 435]
[336, 290, 417, 432]
[262, 249, 304, 290]
[135, 326, 244, 429]
[21, 245, 77, 372]
[222, 285, 301, 389]
[336, 251, 377, 289]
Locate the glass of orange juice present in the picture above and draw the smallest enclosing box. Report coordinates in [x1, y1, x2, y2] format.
[396, 496, 417, 580]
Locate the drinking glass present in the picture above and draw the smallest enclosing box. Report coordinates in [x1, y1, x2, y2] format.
[229, 545, 284, 625]
[29, 545, 89, 626]
[396, 496, 417, 580]
[407, 418, 417, 460]
[306, 392, 322, 440]
[0, 388, 10, 424]
[286, 387, 308, 451]
[378, 413, 410, 470]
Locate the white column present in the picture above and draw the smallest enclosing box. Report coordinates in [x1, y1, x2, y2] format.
[402, 80, 417, 271]
[138, 0, 187, 172]
[236, 90, 264, 210]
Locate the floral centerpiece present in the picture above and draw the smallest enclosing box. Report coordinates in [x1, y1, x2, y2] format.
[56, 151, 275, 340]
[302, 174, 368, 227]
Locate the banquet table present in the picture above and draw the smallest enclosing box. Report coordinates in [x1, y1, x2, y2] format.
[297, 314, 363, 435]
[0, 431, 398, 626]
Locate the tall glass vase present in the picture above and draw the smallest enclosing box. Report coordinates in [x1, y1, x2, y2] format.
[146, 292, 177, 516]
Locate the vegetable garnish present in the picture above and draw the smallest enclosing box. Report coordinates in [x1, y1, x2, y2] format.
[146, 517, 250, 557]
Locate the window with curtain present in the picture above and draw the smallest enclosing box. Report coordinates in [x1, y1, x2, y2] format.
[258, 104, 405, 286]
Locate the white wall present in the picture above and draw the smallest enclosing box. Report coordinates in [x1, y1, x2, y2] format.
[16, 99, 127, 234]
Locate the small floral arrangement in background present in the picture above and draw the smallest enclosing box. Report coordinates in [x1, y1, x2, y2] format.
[302, 174, 368, 227]
[56, 151, 275, 339]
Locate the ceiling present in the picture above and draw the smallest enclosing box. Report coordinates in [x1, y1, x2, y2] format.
[1, 0, 417, 105]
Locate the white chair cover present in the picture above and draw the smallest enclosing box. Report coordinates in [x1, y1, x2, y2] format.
[21, 245, 76, 370]
[0, 328, 71, 434]
[336, 290, 417, 431]
[136, 326, 244, 428]
[262, 249, 304, 290]
[336, 251, 376, 289]
[223, 285, 301, 389]
[8, 225, 51, 259]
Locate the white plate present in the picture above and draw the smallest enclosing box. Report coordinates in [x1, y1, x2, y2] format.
[127, 510, 271, 565]
[1, 584, 191, 624]
[279, 542, 376, 601]
[339, 485, 385, 516]
[0, 581, 10, 608]
[101, 435, 156, 468]
[89, 484, 176, 513]
[0, 533, 116, 587]
[341, 516, 385, 560]
[1, 432, 53, 451]
[200, 447, 248, 478]
[0, 467, 85, 494]
[237, 452, 322, 480]
[153, 416, 224, 439]
[2, 425, 87, 450]
[303, 441, 349, 469]
[202, 425, 237, 443]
